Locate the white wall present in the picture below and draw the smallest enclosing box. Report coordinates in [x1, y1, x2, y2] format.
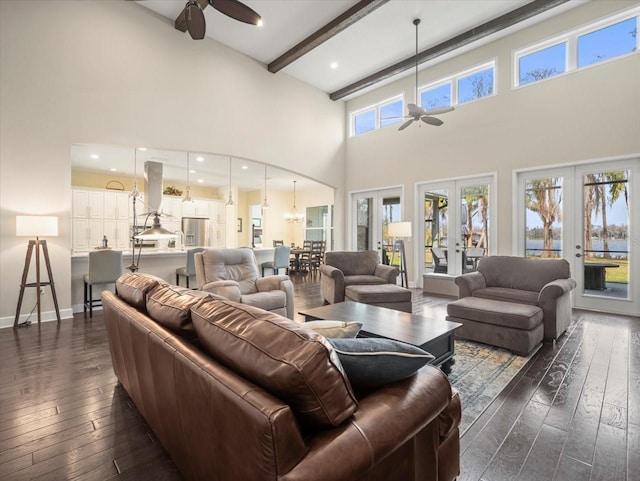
[345, 1, 640, 284]
[0, 0, 345, 320]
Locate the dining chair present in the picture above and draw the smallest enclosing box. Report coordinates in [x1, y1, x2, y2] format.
[301, 241, 324, 276]
[84, 250, 123, 317]
[176, 247, 206, 288]
[262, 246, 291, 276]
[272, 240, 284, 247]
[431, 247, 448, 273]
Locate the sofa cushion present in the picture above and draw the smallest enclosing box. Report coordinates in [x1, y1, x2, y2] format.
[345, 284, 412, 303]
[472, 287, 539, 306]
[191, 299, 357, 427]
[328, 338, 434, 388]
[477, 256, 571, 292]
[447, 297, 543, 330]
[146, 284, 211, 338]
[116, 272, 166, 313]
[325, 250, 379, 276]
[304, 320, 363, 339]
[241, 290, 286, 311]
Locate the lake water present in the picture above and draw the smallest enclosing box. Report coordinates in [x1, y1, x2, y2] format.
[526, 239, 629, 258]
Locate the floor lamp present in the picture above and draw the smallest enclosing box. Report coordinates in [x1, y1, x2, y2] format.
[14, 215, 61, 327]
[388, 221, 412, 288]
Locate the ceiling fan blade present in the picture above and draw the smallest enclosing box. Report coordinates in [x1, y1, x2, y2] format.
[421, 116, 444, 126]
[424, 106, 455, 116]
[209, 0, 261, 25]
[407, 103, 424, 116]
[398, 119, 415, 131]
[185, 1, 206, 39]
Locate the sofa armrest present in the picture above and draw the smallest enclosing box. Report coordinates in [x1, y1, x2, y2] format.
[539, 278, 577, 302]
[454, 272, 486, 298]
[202, 280, 242, 302]
[320, 265, 345, 304]
[280, 366, 454, 481]
[374, 264, 399, 283]
[256, 275, 295, 319]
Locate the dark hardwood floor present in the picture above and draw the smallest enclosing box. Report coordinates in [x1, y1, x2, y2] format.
[1, 274, 638, 480]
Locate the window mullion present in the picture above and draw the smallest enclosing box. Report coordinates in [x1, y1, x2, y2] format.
[566, 36, 577, 72]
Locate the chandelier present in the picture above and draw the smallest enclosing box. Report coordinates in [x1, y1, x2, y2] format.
[284, 180, 304, 223]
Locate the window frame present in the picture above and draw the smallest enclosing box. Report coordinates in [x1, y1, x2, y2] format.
[418, 60, 497, 110]
[514, 7, 640, 88]
[350, 94, 404, 137]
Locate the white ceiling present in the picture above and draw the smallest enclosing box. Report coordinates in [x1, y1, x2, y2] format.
[71, 144, 319, 192]
[134, 0, 581, 97]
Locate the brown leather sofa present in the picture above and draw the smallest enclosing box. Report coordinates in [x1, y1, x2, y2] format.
[102, 272, 461, 481]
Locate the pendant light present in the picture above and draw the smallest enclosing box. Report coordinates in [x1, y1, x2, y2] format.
[225, 157, 234, 206]
[262, 164, 269, 209]
[183, 153, 193, 203]
[285, 180, 304, 223]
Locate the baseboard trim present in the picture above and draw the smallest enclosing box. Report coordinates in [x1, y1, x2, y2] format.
[1, 308, 74, 329]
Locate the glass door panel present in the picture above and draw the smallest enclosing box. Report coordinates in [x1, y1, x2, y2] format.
[424, 189, 450, 275]
[461, 184, 490, 273]
[524, 177, 563, 259]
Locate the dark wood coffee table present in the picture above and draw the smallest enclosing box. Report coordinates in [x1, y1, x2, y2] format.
[300, 302, 462, 374]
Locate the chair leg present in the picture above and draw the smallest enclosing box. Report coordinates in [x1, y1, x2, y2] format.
[83, 281, 87, 313]
[186, 276, 190, 289]
[176, 273, 180, 286]
[89, 284, 93, 318]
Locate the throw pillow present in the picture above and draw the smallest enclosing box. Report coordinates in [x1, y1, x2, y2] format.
[329, 338, 435, 388]
[304, 320, 363, 339]
[192, 298, 358, 428]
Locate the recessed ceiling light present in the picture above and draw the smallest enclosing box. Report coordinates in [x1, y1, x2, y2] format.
[189, 169, 196, 174]
[330, 62, 338, 70]
[241, 165, 248, 170]
[90, 154, 99, 159]
[196, 156, 204, 162]
[197, 179, 204, 183]
[109, 168, 117, 172]
[257, 19, 263, 27]
[138, 147, 147, 151]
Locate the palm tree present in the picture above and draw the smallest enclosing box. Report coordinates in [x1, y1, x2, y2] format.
[526, 179, 561, 258]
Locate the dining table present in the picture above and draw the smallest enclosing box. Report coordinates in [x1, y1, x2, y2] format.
[289, 248, 311, 274]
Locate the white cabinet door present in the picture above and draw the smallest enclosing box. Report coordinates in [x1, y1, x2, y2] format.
[90, 219, 104, 248]
[211, 200, 225, 224]
[181, 200, 196, 218]
[116, 220, 131, 249]
[209, 223, 226, 247]
[72, 189, 104, 218]
[73, 219, 90, 251]
[104, 192, 130, 220]
[194, 199, 210, 218]
[162, 196, 183, 222]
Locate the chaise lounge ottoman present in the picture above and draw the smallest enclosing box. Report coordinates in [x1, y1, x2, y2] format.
[446, 297, 543, 356]
[345, 284, 412, 313]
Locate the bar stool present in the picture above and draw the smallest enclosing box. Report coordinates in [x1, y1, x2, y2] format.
[84, 250, 123, 317]
[176, 247, 206, 288]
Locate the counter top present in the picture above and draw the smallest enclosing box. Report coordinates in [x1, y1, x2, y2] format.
[72, 249, 194, 259]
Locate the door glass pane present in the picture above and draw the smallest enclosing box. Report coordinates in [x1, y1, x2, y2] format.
[381, 196, 401, 263]
[461, 184, 489, 272]
[356, 198, 372, 251]
[424, 190, 449, 274]
[525, 178, 563, 258]
[582, 171, 630, 299]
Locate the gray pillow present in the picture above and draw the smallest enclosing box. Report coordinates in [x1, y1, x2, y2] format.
[304, 320, 363, 339]
[329, 338, 435, 388]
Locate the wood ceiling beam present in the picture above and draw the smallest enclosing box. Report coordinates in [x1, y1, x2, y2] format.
[268, 0, 390, 74]
[175, 0, 210, 33]
[329, 0, 570, 101]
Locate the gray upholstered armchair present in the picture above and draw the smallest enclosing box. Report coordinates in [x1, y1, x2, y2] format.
[455, 256, 576, 341]
[194, 248, 294, 319]
[320, 250, 398, 304]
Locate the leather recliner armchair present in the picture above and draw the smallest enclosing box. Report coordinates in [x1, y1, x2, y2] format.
[320, 250, 398, 304]
[194, 247, 294, 319]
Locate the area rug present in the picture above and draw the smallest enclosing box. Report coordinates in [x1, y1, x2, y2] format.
[446, 340, 538, 435]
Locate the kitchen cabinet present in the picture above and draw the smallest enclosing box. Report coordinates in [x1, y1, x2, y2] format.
[104, 219, 131, 250]
[104, 191, 130, 220]
[182, 199, 210, 218]
[72, 190, 104, 219]
[73, 218, 104, 251]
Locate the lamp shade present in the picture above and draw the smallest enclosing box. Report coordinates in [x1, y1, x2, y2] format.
[135, 214, 177, 240]
[388, 221, 412, 238]
[16, 216, 59, 237]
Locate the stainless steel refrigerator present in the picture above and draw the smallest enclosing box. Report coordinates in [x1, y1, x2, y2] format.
[182, 217, 210, 247]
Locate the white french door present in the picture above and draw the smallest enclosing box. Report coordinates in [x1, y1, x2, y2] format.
[516, 158, 639, 316]
[350, 187, 403, 262]
[418, 175, 496, 279]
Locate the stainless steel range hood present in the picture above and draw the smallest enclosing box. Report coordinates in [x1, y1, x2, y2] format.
[144, 161, 163, 214]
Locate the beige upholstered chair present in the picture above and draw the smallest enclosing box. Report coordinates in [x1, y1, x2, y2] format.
[319, 250, 398, 304]
[84, 250, 123, 317]
[194, 247, 294, 319]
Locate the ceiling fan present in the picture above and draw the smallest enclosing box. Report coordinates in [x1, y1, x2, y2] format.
[181, 0, 262, 40]
[390, 19, 454, 131]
